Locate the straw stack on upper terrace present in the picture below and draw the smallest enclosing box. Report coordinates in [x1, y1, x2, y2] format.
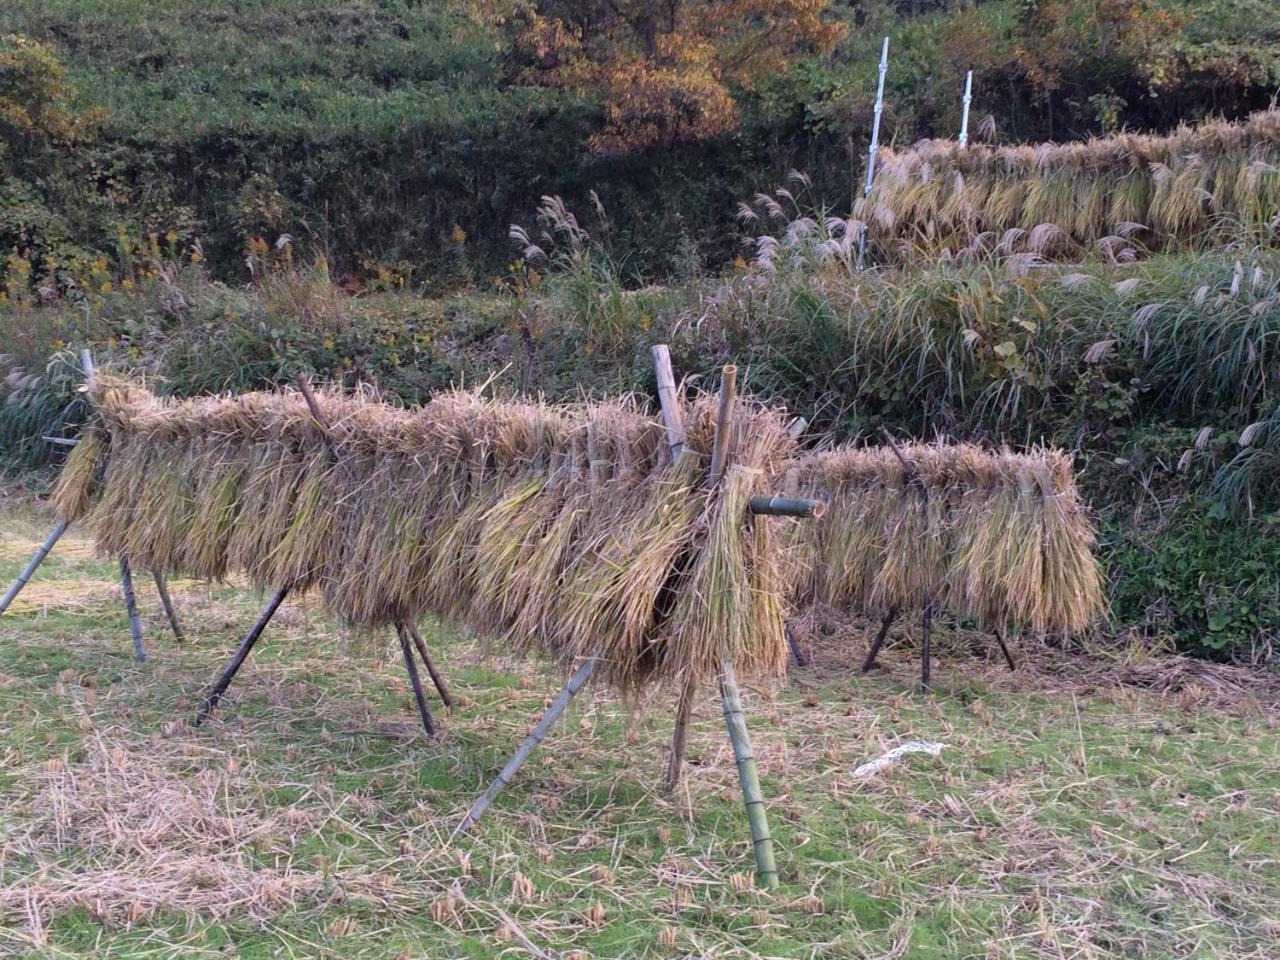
[793, 441, 1103, 635]
[54, 376, 795, 691]
[862, 110, 1280, 258]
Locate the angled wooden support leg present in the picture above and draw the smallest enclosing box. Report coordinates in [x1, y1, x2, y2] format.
[785, 625, 809, 667]
[861, 607, 899, 673]
[993, 627, 1017, 672]
[408, 623, 452, 707]
[453, 656, 599, 838]
[397, 622, 436, 736]
[920, 599, 934, 691]
[153, 570, 184, 643]
[195, 585, 289, 725]
[719, 657, 779, 889]
[119, 557, 147, 663]
[0, 519, 70, 615]
[664, 672, 699, 794]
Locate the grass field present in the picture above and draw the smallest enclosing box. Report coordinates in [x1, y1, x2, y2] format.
[1, 503, 1278, 959]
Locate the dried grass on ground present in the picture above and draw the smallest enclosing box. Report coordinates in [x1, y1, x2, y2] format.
[1, 513, 1277, 958]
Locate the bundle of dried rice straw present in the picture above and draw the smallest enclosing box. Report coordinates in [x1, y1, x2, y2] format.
[862, 109, 1280, 256]
[792, 441, 1104, 634]
[54, 377, 795, 692]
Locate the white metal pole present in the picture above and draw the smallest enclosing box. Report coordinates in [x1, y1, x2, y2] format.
[857, 36, 890, 270]
[959, 70, 973, 148]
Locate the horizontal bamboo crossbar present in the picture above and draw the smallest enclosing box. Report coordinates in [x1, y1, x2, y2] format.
[748, 496, 825, 518]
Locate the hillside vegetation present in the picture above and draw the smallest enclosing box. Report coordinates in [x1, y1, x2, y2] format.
[1, 0, 1278, 284]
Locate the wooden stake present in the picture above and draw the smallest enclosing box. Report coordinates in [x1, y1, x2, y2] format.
[453, 656, 599, 837]
[0, 519, 70, 616]
[861, 607, 899, 672]
[719, 660, 779, 888]
[396, 622, 436, 736]
[153, 570, 184, 643]
[119, 557, 146, 663]
[785, 625, 809, 667]
[663, 672, 698, 793]
[195, 585, 289, 725]
[409, 623, 453, 706]
[295, 372, 328, 433]
[993, 627, 1017, 672]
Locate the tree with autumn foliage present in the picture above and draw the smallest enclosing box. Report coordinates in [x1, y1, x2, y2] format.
[464, 0, 845, 152]
[1010, 0, 1185, 131]
[0, 35, 101, 173]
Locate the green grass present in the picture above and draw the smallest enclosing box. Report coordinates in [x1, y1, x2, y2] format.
[1, 502, 1278, 958]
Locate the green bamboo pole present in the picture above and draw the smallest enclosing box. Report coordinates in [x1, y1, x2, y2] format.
[748, 496, 826, 518]
[719, 657, 778, 888]
[119, 557, 147, 663]
[708, 364, 779, 888]
[453, 655, 599, 837]
[0, 519, 70, 615]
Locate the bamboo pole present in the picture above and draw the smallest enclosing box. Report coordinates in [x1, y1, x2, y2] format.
[748, 496, 825, 518]
[782, 422, 809, 667]
[878, 429, 937, 689]
[785, 625, 809, 668]
[453, 655, 599, 837]
[707, 365, 736, 485]
[119, 558, 147, 663]
[298, 373, 457, 713]
[396, 622, 436, 736]
[409, 623, 453, 706]
[720, 658, 779, 888]
[664, 672, 698, 794]
[195, 585, 290, 725]
[921, 597, 934, 690]
[668, 364, 778, 887]
[153, 570, 184, 643]
[651, 344, 685, 461]
[80, 349, 147, 660]
[295, 372, 330, 442]
[993, 627, 1017, 672]
[663, 364, 736, 793]
[0, 520, 70, 616]
[861, 607, 899, 672]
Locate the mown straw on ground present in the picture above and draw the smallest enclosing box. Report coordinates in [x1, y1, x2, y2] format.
[1, 507, 1277, 959]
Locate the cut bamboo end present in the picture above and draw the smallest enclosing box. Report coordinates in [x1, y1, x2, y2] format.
[708, 366, 738, 485]
[748, 496, 825, 519]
